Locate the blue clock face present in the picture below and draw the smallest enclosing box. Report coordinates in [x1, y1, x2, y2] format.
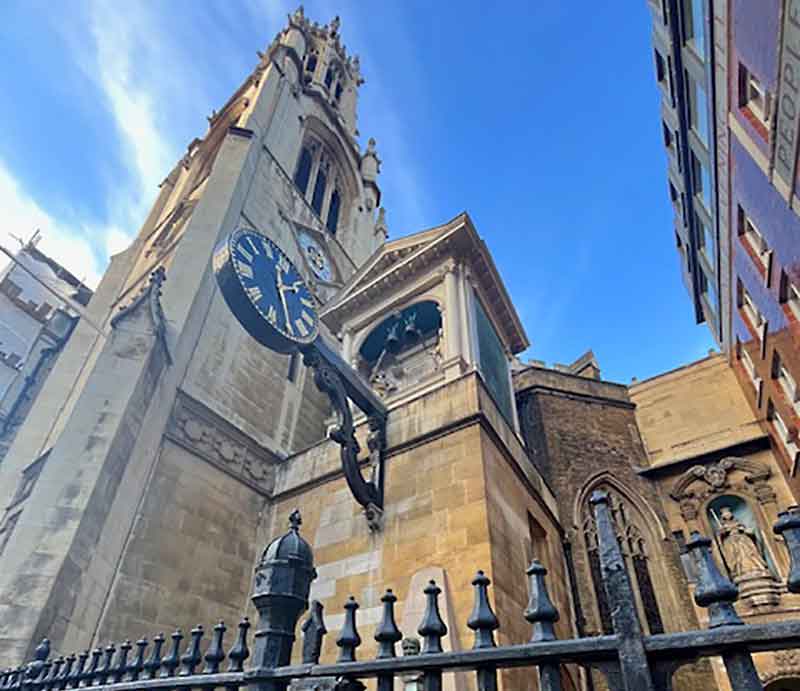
[214, 228, 319, 352]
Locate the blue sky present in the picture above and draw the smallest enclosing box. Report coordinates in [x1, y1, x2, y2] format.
[0, 1, 713, 383]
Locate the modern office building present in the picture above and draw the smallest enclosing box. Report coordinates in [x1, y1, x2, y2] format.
[649, 0, 800, 495]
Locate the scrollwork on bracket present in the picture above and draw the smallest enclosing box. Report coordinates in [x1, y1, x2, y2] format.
[302, 347, 383, 516]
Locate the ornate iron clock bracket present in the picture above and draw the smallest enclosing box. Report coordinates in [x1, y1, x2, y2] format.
[301, 337, 388, 532]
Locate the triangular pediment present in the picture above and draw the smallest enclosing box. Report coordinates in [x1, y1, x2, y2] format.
[322, 212, 529, 354]
[323, 219, 456, 312]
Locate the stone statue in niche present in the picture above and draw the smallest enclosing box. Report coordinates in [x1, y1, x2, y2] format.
[715, 506, 770, 578]
[708, 499, 781, 608]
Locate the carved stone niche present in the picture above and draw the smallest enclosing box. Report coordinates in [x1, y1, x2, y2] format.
[669, 457, 776, 523]
[760, 649, 800, 687]
[166, 393, 280, 495]
[670, 456, 783, 610]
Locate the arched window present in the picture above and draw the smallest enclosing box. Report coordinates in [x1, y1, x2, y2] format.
[294, 147, 313, 195]
[326, 189, 341, 234]
[292, 132, 351, 236]
[357, 301, 443, 397]
[304, 54, 317, 84]
[311, 165, 327, 216]
[582, 488, 664, 635]
[325, 67, 335, 89]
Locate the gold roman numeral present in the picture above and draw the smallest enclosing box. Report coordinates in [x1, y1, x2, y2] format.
[294, 318, 309, 337]
[246, 285, 263, 302]
[244, 236, 260, 256]
[300, 297, 315, 309]
[238, 263, 254, 279]
[238, 245, 253, 263]
[266, 305, 277, 325]
[301, 310, 314, 326]
[277, 255, 290, 274]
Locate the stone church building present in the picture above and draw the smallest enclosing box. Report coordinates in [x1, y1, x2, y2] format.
[1, 9, 799, 690]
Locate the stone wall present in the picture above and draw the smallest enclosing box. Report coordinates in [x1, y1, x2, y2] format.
[93, 437, 266, 644]
[513, 364, 712, 690]
[262, 371, 561, 691]
[630, 354, 800, 688]
[631, 354, 765, 467]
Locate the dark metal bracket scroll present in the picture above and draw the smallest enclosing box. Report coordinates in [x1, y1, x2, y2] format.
[301, 337, 388, 531]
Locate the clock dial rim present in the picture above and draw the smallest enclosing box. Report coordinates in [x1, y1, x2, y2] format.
[215, 227, 320, 353]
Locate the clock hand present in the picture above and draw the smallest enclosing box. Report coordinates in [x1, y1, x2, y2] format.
[275, 268, 294, 334]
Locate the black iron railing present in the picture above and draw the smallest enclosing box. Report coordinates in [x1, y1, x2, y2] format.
[4, 492, 800, 691]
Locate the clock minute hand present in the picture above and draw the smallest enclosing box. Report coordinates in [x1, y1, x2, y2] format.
[275, 269, 294, 334]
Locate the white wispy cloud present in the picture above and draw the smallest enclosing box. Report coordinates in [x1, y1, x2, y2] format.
[3, 0, 429, 294]
[83, 0, 184, 235]
[0, 161, 104, 286]
[2, 0, 194, 288]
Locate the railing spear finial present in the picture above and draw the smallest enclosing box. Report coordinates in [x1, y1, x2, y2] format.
[227, 618, 250, 672]
[524, 560, 559, 643]
[161, 630, 183, 678]
[686, 531, 763, 688]
[130, 639, 147, 681]
[336, 596, 362, 662]
[97, 643, 115, 685]
[468, 571, 499, 649]
[143, 634, 164, 680]
[180, 626, 204, 676]
[86, 648, 102, 686]
[418, 580, 447, 655]
[203, 622, 226, 674]
[686, 532, 741, 628]
[374, 590, 402, 659]
[112, 641, 131, 683]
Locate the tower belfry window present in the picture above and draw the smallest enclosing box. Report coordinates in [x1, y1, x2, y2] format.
[327, 189, 341, 234]
[311, 166, 327, 216]
[294, 147, 313, 195]
[292, 136, 350, 236]
[304, 54, 318, 84]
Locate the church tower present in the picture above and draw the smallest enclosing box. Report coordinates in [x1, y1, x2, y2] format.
[0, 9, 386, 663]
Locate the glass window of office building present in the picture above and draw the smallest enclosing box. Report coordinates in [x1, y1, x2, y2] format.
[685, 0, 706, 58]
[689, 78, 709, 146]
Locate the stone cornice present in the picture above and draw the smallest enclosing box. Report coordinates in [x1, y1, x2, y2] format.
[165, 392, 281, 496]
[323, 213, 528, 353]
